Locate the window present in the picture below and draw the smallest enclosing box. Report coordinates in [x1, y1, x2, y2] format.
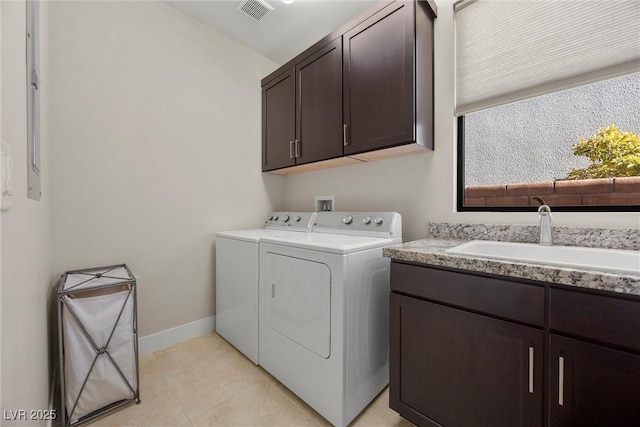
[455, 0, 640, 211]
[458, 73, 640, 211]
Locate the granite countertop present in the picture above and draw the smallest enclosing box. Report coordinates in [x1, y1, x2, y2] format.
[383, 238, 640, 297]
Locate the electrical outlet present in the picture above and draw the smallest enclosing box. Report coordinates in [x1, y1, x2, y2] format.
[315, 196, 335, 212]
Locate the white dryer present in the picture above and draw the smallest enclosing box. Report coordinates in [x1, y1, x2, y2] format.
[215, 212, 315, 364]
[258, 212, 402, 426]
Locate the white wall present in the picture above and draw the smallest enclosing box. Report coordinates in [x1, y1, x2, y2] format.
[0, 0, 3, 413]
[1, 0, 52, 423]
[48, 0, 283, 338]
[282, 0, 640, 241]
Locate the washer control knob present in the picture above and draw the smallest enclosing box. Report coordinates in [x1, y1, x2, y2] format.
[294, 216, 301, 222]
[272, 215, 279, 221]
[373, 217, 384, 225]
[342, 215, 353, 225]
[283, 215, 290, 222]
[362, 216, 372, 224]
[268, 215, 273, 221]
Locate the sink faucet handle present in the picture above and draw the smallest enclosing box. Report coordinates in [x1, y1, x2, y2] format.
[532, 196, 546, 206]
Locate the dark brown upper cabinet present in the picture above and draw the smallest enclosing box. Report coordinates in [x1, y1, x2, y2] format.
[343, 1, 416, 156]
[262, 0, 437, 174]
[262, 38, 343, 172]
[262, 68, 296, 171]
[295, 38, 343, 167]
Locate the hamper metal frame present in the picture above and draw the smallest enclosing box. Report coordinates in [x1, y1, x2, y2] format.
[57, 264, 141, 427]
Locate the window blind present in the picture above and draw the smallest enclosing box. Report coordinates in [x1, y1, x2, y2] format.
[455, 0, 640, 115]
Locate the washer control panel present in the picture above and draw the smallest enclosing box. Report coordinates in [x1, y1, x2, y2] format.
[265, 212, 316, 230]
[314, 212, 401, 236]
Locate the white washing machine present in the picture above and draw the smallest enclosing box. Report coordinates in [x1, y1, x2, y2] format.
[258, 212, 402, 426]
[215, 212, 316, 364]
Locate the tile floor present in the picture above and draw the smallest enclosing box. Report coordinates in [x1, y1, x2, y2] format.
[89, 332, 414, 426]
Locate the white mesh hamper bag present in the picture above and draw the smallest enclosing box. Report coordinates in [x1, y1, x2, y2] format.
[58, 264, 140, 426]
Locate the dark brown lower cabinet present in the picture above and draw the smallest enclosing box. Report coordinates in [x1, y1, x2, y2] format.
[390, 261, 640, 427]
[390, 293, 543, 427]
[549, 335, 640, 427]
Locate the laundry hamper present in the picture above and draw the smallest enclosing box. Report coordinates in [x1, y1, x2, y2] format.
[57, 264, 141, 427]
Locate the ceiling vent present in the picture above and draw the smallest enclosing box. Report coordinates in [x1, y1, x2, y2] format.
[237, 0, 274, 23]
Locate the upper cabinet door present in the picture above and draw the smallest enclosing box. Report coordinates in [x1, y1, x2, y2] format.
[295, 38, 343, 165]
[343, 2, 415, 156]
[263, 68, 296, 171]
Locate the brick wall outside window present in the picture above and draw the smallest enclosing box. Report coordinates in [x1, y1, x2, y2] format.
[464, 177, 640, 207]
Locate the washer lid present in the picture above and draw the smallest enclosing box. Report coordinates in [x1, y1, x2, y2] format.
[260, 232, 400, 254]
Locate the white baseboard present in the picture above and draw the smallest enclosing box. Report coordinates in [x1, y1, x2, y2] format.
[138, 316, 216, 355]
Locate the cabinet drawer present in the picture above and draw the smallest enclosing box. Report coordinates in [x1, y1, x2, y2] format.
[550, 287, 640, 353]
[391, 262, 544, 326]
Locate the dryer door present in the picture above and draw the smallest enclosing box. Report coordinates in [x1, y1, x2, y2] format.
[264, 253, 331, 358]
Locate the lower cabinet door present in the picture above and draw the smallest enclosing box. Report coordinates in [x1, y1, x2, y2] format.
[390, 293, 543, 427]
[549, 334, 640, 427]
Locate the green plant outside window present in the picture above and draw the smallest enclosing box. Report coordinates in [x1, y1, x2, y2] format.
[566, 125, 640, 180]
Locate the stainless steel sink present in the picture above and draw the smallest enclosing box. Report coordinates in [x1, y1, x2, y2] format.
[446, 240, 640, 276]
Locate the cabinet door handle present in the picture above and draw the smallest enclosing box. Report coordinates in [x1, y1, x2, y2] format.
[295, 140, 301, 158]
[528, 346, 534, 394]
[289, 140, 295, 159]
[343, 124, 349, 147]
[559, 356, 565, 406]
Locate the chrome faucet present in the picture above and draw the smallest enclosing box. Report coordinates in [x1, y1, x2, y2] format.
[532, 196, 553, 246]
